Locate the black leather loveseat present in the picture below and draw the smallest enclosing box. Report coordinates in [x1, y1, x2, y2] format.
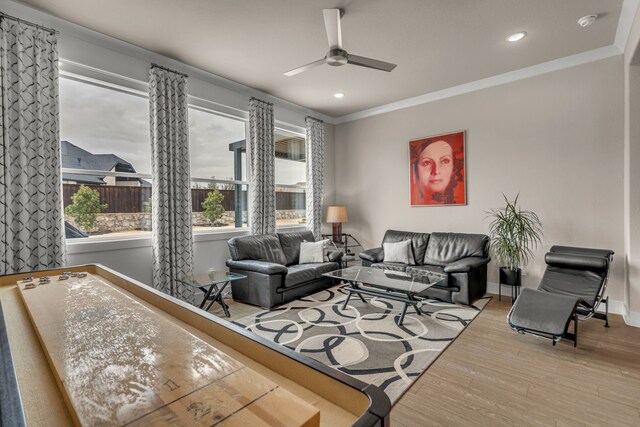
[359, 230, 490, 305]
[226, 231, 343, 309]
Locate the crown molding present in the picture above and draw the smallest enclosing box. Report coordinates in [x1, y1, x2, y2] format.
[333, 44, 621, 124]
[5, 0, 638, 127]
[615, 0, 640, 51]
[332, 0, 640, 125]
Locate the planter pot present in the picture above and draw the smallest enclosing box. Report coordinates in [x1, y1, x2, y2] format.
[499, 267, 522, 287]
[499, 267, 522, 303]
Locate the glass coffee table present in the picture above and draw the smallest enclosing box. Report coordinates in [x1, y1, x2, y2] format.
[176, 271, 246, 317]
[323, 266, 446, 326]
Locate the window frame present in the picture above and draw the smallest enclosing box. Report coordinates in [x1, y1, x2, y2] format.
[59, 71, 308, 244]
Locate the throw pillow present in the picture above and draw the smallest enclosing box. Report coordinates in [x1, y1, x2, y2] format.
[299, 240, 328, 264]
[383, 240, 411, 264]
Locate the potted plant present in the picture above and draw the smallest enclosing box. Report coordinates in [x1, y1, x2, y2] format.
[486, 194, 543, 290]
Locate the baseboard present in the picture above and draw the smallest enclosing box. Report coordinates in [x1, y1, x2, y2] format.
[486, 282, 639, 328]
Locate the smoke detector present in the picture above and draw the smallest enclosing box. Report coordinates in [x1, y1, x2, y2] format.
[578, 15, 598, 27]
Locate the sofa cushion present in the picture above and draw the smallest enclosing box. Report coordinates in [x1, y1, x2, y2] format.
[278, 231, 316, 266]
[228, 234, 287, 265]
[370, 262, 408, 272]
[299, 240, 327, 264]
[423, 232, 489, 266]
[406, 265, 449, 287]
[383, 240, 411, 264]
[382, 230, 430, 265]
[406, 264, 446, 276]
[311, 262, 340, 279]
[284, 264, 318, 288]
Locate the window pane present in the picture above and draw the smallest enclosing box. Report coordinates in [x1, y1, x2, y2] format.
[189, 108, 246, 181]
[191, 182, 248, 231]
[60, 78, 151, 175]
[63, 182, 152, 239]
[60, 77, 152, 238]
[275, 130, 306, 227]
[189, 109, 247, 230]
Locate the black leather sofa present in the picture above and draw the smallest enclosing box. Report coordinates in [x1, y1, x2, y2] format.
[359, 230, 490, 305]
[226, 231, 343, 309]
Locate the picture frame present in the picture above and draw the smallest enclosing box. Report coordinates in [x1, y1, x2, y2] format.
[409, 130, 466, 206]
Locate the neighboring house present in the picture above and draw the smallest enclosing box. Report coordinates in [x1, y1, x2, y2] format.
[61, 140, 150, 187]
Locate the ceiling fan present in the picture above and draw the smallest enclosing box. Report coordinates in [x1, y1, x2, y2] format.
[284, 8, 397, 77]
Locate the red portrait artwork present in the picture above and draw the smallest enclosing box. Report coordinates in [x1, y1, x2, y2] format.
[409, 131, 466, 206]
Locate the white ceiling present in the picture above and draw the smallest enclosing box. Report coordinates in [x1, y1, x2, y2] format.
[17, 0, 625, 118]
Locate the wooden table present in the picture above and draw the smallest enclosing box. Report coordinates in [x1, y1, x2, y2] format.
[0, 264, 390, 427]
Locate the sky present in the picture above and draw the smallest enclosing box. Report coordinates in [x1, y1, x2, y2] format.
[59, 77, 306, 185]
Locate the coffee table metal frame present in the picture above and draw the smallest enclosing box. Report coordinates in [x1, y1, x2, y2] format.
[176, 272, 246, 316]
[324, 267, 446, 326]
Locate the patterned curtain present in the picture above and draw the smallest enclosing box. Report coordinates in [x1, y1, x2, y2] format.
[0, 18, 66, 275]
[305, 116, 325, 240]
[248, 97, 276, 235]
[149, 65, 195, 303]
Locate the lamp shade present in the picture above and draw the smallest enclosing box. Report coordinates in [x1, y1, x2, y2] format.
[326, 206, 348, 223]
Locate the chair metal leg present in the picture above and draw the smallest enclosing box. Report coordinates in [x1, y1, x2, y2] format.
[604, 297, 610, 328]
[574, 312, 578, 348]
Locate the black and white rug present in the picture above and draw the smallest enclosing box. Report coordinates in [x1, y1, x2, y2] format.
[233, 284, 490, 404]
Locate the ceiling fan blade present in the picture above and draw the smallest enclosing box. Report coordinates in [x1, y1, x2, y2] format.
[322, 9, 342, 49]
[347, 54, 397, 72]
[284, 58, 326, 77]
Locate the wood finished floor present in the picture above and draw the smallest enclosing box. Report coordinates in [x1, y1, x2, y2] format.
[213, 295, 640, 427]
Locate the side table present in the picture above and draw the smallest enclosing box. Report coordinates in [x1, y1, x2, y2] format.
[323, 233, 364, 267]
[176, 271, 246, 316]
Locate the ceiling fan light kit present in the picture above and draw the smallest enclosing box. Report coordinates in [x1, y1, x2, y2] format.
[284, 8, 397, 76]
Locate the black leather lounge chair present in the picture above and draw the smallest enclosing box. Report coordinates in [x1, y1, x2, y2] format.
[507, 246, 613, 347]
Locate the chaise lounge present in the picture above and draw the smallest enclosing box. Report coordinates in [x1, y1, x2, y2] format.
[508, 245, 614, 347]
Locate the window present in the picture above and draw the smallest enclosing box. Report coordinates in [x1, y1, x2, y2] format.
[274, 129, 306, 227]
[60, 77, 152, 239]
[60, 74, 304, 239]
[189, 108, 248, 231]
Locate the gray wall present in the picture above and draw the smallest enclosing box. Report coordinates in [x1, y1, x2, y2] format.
[334, 56, 626, 303]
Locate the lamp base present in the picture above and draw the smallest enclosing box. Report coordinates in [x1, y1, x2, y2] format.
[332, 223, 343, 244]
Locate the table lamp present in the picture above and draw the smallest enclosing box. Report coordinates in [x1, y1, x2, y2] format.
[326, 206, 348, 244]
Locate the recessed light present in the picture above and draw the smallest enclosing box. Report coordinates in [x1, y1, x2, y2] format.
[578, 14, 598, 27]
[334, 92, 345, 98]
[506, 32, 527, 42]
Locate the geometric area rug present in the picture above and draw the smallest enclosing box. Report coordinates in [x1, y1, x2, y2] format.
[233, 284, 490, 404]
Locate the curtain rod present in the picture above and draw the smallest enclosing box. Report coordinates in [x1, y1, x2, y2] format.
[0, 12, 59, 34]
[249, 96, 274, 106]
[151, 63, 189, 78]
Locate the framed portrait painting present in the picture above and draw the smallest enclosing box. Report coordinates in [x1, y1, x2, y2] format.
[409, 130, 466, 206]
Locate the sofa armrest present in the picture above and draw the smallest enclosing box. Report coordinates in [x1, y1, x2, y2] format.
[226, 259, 288, 275]
[359, 247, 384, 263]
[444, 257, 491, 273]
[327, 251, 344, 263]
